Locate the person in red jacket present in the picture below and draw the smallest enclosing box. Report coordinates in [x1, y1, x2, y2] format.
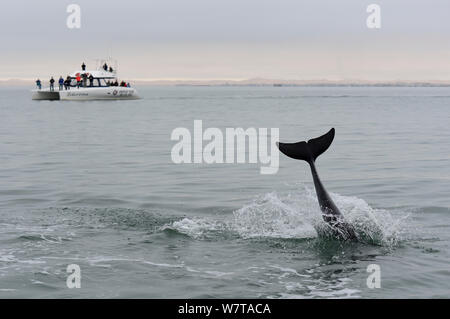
[76, 74, 81, 88]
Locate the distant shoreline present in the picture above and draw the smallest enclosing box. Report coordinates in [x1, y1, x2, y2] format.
[2, 78, 450, 87]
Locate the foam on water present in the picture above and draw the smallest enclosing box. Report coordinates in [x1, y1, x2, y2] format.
[162, 217, 229, 239]
[163, 185, 408, 247]
[233, 190, 318, 239]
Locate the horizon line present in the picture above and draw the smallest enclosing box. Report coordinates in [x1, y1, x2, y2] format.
[2, 77, 450, 83]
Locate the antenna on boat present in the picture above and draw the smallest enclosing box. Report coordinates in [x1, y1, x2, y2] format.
[106, 47, 117, 75]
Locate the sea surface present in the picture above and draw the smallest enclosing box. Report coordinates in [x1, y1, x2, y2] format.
[0, 86, 449, 298]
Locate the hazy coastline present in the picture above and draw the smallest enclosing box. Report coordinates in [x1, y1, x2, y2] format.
[3, 78, 450, 87]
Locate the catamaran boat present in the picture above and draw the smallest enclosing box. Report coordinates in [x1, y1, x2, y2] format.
[31, 62, 140, 100]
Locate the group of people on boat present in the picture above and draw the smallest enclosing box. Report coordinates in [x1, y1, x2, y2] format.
[35, 62, 131, 91]
[36, 76, 78, 91]
[36, 76, 131, 90]
[82, 62, 114, 73]
[106, 80, 131, 87]
[74, 73, 95, 88]
[103, 63, 114, 73]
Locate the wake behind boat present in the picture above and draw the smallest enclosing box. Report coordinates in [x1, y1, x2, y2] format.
[32, 61, 140, 101]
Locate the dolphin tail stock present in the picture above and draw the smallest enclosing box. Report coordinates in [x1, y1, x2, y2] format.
[276, 128, 335, 163]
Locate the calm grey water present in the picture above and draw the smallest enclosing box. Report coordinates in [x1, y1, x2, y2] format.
[0, 86, 449, 298]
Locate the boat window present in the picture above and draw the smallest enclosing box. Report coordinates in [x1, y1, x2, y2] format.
[98, 78, 108, 87]
[68, 77, 110, 87]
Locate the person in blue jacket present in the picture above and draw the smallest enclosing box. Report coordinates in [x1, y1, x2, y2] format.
[36, 79, 42, 90]
[58, 76, 64, 90]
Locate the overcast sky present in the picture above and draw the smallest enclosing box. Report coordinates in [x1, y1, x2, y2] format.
[1, 0, 449, 80]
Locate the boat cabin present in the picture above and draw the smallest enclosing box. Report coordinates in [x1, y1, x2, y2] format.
[68, 70, 116, 88]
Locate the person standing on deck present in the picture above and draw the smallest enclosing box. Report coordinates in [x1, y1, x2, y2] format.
[49, 77, 55, 91]
[76, 74, 81, 88]
[81, 62, 86, 71]
[82, 73, 87, 87]
[64, 76, 71, 90]
[36, 79, 41, 90]
[58, 76, 64, 90]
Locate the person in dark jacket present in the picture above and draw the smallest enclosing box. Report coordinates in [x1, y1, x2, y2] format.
[49, 77, 55, 91]
[82, 73, 87, 87]
[89, 74, 94, 87]
[64, 76, 71, 90]
[36, 79, 42, 90]
[81, 62, 86, 71]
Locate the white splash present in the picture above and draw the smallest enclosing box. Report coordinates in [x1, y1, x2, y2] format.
[233, 191, 318, 239]
[162, 186, 408, 246]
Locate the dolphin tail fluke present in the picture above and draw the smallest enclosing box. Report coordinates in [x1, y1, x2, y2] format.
[276, 128, 335, 162]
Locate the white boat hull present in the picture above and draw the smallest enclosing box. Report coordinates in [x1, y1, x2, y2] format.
[32, 87, 140, 101]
